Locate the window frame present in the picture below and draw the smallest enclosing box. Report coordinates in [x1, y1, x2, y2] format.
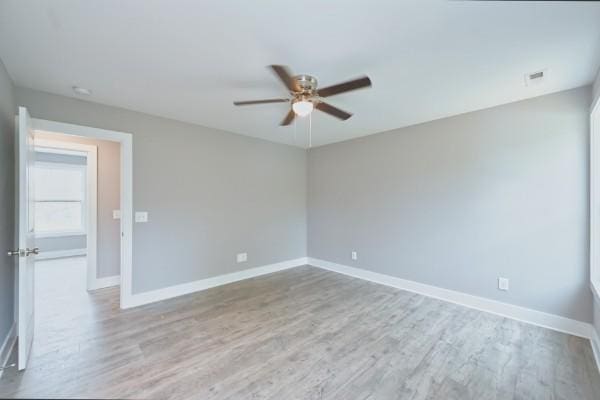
[33, 154, 88, 238]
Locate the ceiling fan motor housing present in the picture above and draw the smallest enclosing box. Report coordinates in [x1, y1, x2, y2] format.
[294, 74, 318, 95]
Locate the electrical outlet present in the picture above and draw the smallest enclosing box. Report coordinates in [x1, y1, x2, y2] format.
[498, 277, 509, 291]
[237, 253, 247, 263]
[351, 251, 357, 261]
[113, 210, 121, 219]
[135, 211, 148, 223]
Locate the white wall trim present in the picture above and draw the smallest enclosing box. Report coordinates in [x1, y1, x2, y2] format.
[88, 275, 120, 291]
[36, 248, 87, 260]
[31, 118, 133, 310]
[0, 323, 17, 380]
[122, 257, 308, 309]
[308, 258, 593, 339]
[591, 327, 600, 373]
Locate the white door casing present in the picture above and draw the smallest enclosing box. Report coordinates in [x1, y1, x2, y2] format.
[30, 118, 133, 309]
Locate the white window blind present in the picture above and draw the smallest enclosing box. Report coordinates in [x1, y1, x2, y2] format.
[34, 162, 86, 235]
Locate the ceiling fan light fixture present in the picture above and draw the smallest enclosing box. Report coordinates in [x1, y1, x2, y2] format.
[292, 99, 313, 117]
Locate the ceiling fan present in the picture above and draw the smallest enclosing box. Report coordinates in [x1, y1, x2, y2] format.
[233, 65, 372, 126]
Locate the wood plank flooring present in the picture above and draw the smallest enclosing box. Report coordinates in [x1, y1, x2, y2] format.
[1, 257, 599, 399]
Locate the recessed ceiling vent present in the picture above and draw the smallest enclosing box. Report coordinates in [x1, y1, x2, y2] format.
[524, 69, 547, 86]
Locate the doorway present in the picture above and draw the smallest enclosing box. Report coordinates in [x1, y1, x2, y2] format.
[14, 108, 133, 370]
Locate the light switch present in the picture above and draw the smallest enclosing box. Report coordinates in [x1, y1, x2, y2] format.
[113, 210, 121, 220]
[135, 211, 148, 223]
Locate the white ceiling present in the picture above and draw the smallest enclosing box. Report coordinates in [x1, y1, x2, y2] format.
[1, 0, 600, 148]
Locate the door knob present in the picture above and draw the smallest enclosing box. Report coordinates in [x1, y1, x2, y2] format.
[7, 249, 24, 257]
[25, 248, 39, 256]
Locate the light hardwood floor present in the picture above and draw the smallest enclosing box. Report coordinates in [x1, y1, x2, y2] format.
[1, 258, 599, 399]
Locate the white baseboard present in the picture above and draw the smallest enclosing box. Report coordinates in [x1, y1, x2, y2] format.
[36, 248, 86, 260]
[308, 258, 593, 339]
[0, 323, 17, 380]
[121, 257, 309, 309]
[88, 275, 120, 291]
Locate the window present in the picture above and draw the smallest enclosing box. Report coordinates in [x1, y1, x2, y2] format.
[33, 161, 86, 236]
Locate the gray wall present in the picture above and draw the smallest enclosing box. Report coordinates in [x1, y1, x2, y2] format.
[35, 151, 87, 255]
[15, 87, 307, 294]
[308, 86, 592, 323]
[0, 59, 15, 344]
[35, 132, 120, 278]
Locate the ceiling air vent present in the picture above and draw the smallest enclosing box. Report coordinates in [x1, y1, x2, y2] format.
[524, 69, 547, 86]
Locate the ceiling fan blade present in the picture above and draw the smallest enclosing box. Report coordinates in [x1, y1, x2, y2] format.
[280, 109, 295, 126]
[316, 102, 352, 120]
[269, 65, 300, 92]
[318, 76, 371, 98]
[233, 98, 289, 106]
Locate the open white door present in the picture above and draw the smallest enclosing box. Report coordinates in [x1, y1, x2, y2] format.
[16, 106, 37, 370]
